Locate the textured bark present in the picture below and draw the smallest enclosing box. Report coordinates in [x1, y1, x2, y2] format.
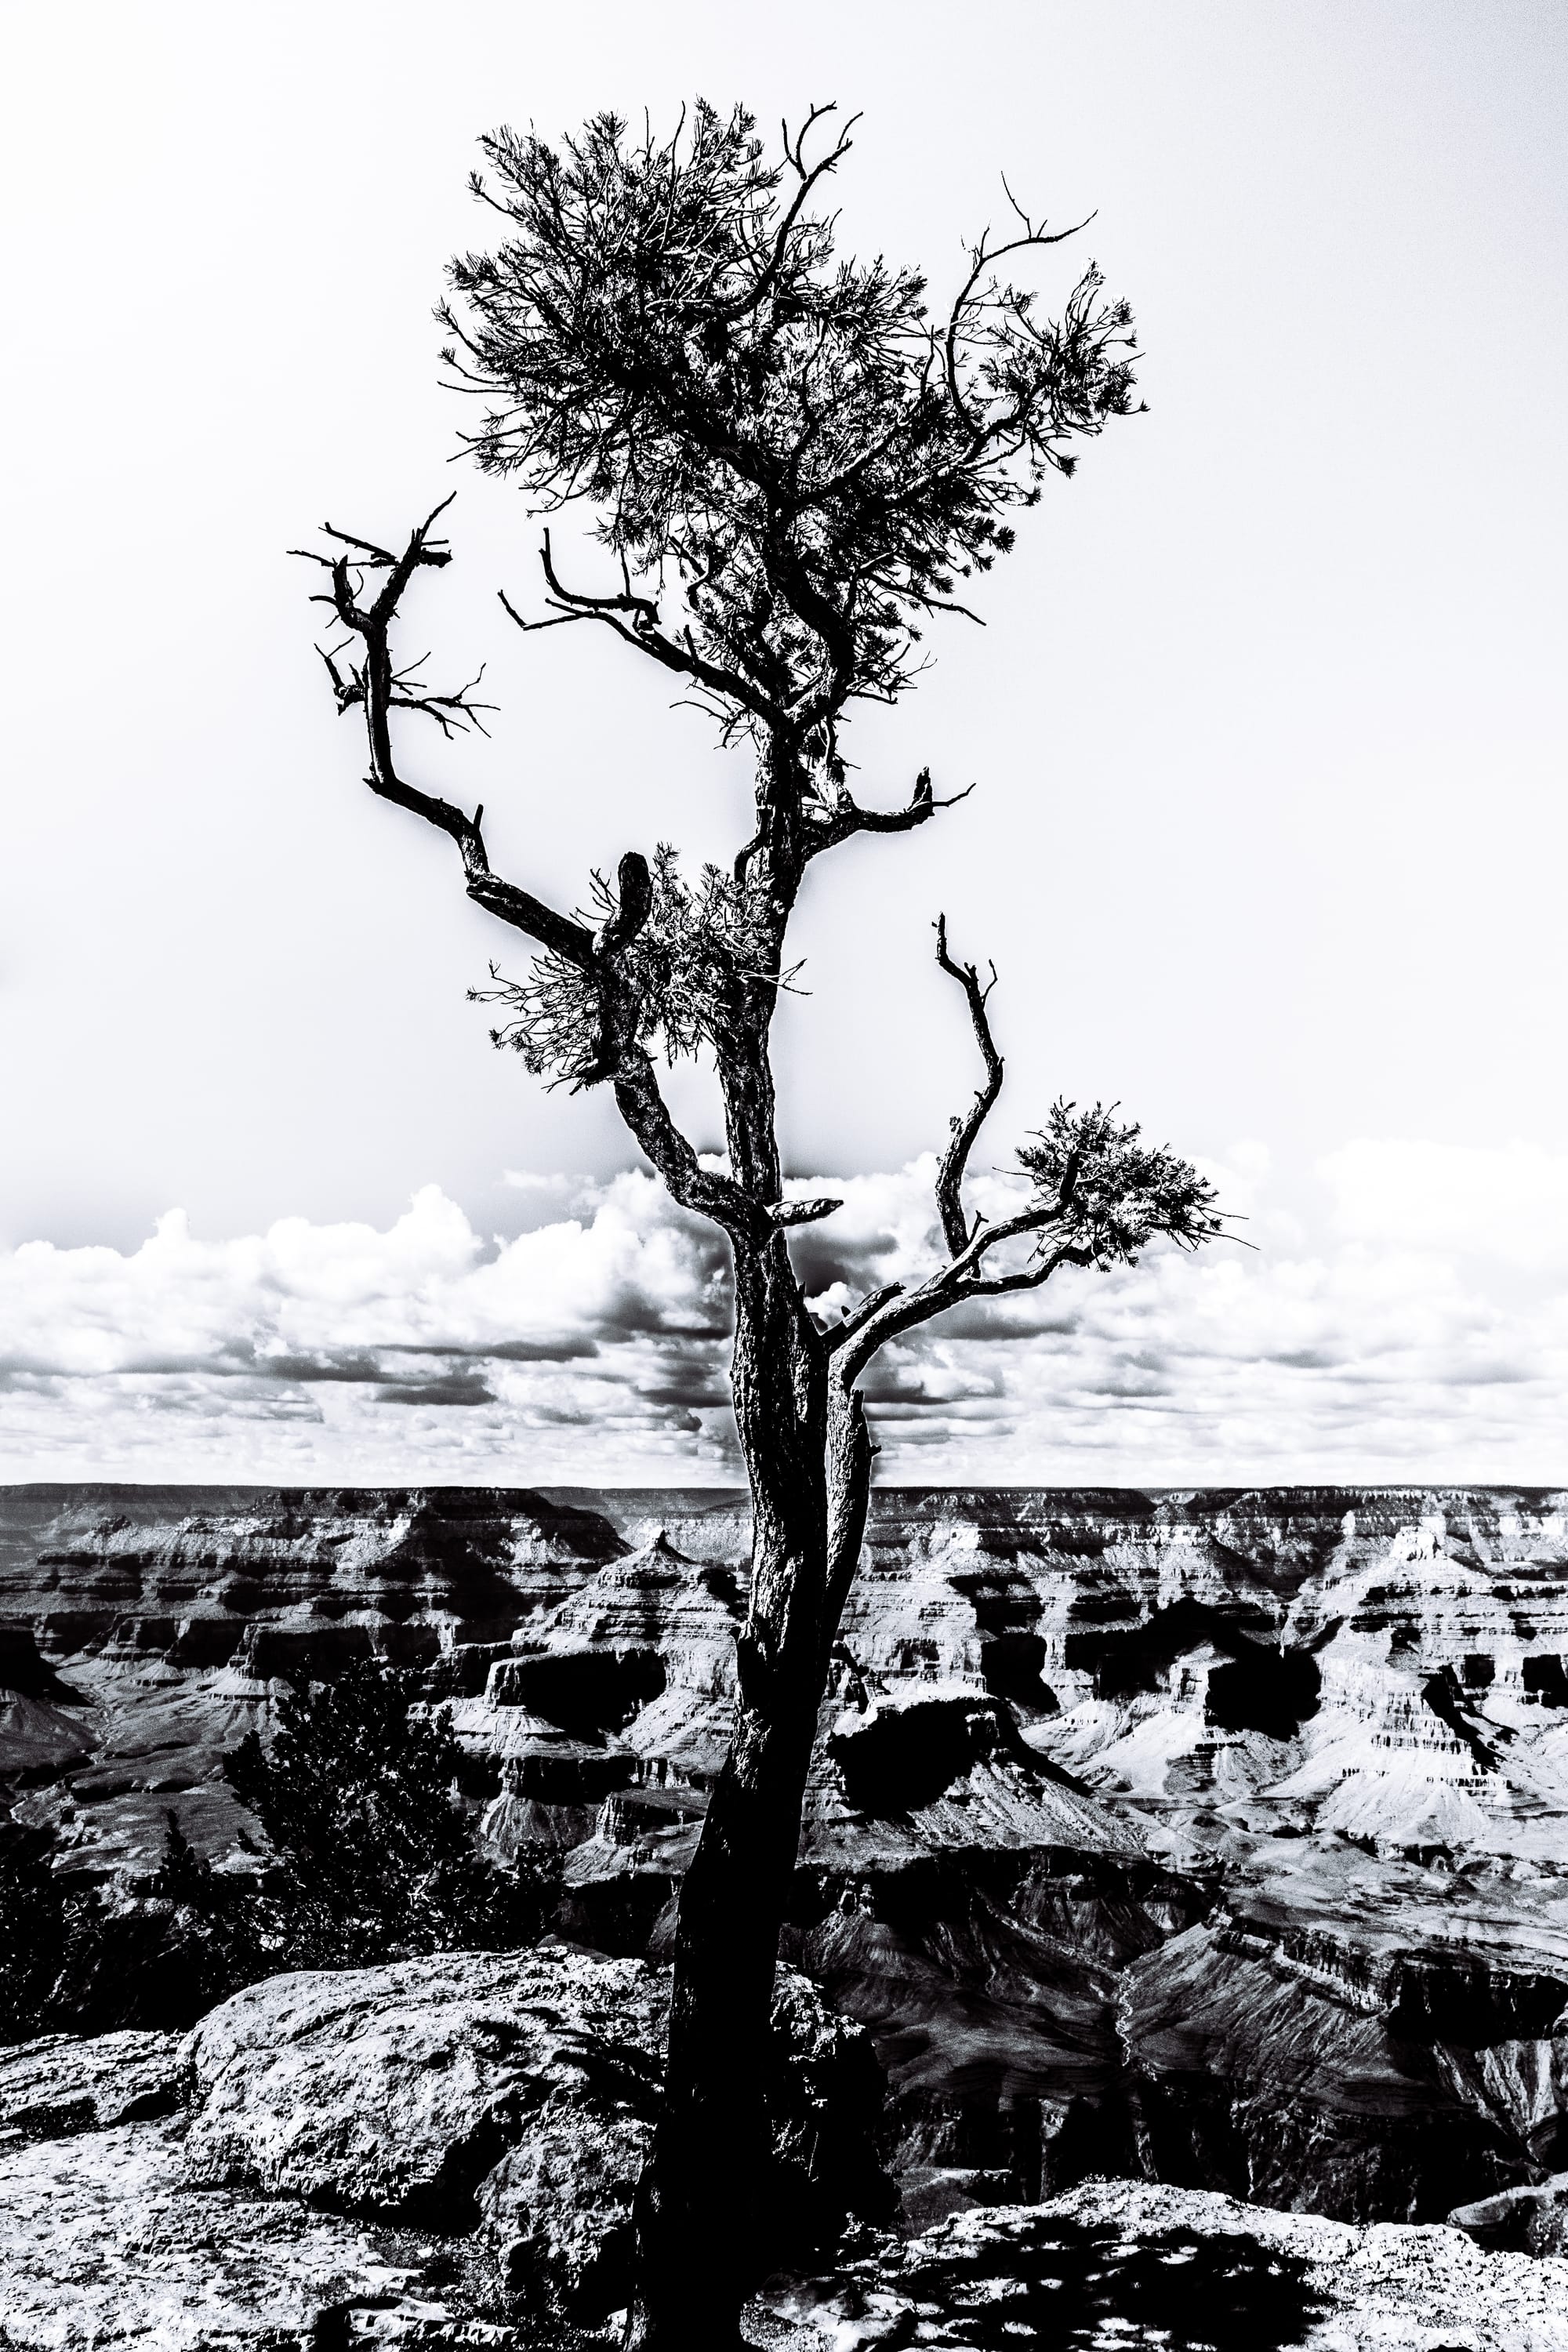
[627, 1230, 861, 2348]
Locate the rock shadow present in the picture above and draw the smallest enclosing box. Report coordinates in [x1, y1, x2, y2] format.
[892, 2214, 1331, 2350]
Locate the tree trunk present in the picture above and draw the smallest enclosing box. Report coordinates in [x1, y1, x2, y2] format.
[625, 1235, 872, 2349]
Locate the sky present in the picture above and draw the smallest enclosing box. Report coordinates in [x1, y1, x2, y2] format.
[2, 0, 1565, 1486]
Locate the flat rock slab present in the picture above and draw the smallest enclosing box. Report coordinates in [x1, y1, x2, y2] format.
[0, 2118, 507, 2348]
[0, 2028, 185, 2143]
[763, 2177, 1568, 2350]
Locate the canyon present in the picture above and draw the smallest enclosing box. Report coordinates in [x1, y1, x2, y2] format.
[4, 1481, 1568, 2271]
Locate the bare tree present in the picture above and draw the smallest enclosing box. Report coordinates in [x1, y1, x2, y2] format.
[298, 101, 1223, 2349]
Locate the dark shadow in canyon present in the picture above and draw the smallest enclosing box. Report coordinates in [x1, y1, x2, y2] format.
[1065, 1598, 1325, 1740]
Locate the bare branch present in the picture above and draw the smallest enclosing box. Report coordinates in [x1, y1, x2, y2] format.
[829, 1281, 902, 1346]
[965, 1243, 1093, 1298]
[933, 914, 1004, 1255]
[498, 537, 788, 736]
[613, 1049, 753, 1236]
[389, 655, 495, 738]
[768, 1196, 842, 1229]
[805, 767, 975, 860]
[829, 1203, 1069, 1381]
[294, 504, 594, 972]
[540, 528, 660, 629]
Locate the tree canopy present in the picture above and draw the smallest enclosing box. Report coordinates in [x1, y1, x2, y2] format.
[442, 101, 1141, 798]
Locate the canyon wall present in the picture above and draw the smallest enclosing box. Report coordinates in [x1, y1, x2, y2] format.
[3, 1482, 1567, 2236]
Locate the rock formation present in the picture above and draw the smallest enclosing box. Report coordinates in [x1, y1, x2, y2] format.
[761, 2176, 1568, 2350]
[0, 1943, 887, 2344]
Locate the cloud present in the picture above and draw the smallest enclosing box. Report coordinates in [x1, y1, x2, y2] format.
[0, 1144, 1565, 1486]
[1321, 1138, 1568, 1270]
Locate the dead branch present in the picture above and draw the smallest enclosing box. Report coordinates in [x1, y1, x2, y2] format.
[293, 500, 595, 972]
[828, 1199, 1092, 1383]
[826, 927, 1094, 1375]
[768, 1196, 843, 1229]
[805, 767, 975, 859]
[498, 533, 786, 738]
[829, 1281, 902, 1345]
[933, 914, 1004, 1254]
[297, 508, 753, 1241]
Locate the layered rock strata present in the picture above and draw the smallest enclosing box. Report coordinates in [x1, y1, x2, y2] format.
[5, 1484, 1568, 2235]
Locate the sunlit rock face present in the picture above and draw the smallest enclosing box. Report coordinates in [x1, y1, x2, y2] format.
[0, 1947, 888, 2343]
[5, 1483, 1568, 2235]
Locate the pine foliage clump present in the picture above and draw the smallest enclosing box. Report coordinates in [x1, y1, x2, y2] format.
[0, 1664, 557, 2042]
[475, 846, 796, 1084]
[443, 100, 1140, 776]
[1018, 1102, 1226, 1269]
[223, 1662, 554, 1968]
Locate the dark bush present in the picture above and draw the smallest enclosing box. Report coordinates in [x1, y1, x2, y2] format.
[223, 1662, 557, 1967]
[0, 1664, 559, 2041]
[0, 1819, 74, 2038]
[0, 1812, 269, 2040]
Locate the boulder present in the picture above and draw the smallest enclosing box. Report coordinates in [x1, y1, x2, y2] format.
[184, 1943, 889, 2321]
[1450, 2171, 1568, 2255]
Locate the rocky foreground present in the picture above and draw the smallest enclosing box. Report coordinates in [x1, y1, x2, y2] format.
[5, 1483, 1568, 2336]
[0, 1943, 866, 2344]
[2, 1946, 1566, 2350]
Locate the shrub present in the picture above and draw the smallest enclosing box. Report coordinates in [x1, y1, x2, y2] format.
[0, 1664, 558, 2040]
[223, 1662, 557, 1967]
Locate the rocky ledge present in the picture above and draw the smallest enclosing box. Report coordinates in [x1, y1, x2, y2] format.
[760, 2177, 1568, 2350]
[0, 1944, 887, 2345]
[5, 1976, 1567, 2352]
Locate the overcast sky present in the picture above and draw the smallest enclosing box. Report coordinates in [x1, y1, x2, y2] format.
[2, 1, 1565, 1486]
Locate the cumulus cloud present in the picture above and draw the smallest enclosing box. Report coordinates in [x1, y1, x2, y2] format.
[1, 1144, 1565, 1486]
[1322, 1138, 1568, 1271]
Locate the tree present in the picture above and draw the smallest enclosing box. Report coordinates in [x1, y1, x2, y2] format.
[0, 1668, 555, 2042]
[297, 101, 1223, 2348]
[0, 1818, 73, 2040]
[223, 1662, 556, 1965]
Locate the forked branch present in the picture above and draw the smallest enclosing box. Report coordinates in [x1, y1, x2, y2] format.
[828, 920, 1221, 1381]
[296, 508, 753, 1241]
[805, 766, 976, 860]
[499, 532, 787, 738]
[293, 500, 593, 970]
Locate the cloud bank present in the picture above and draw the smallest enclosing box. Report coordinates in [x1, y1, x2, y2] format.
[2, 1145, 1564, 1486]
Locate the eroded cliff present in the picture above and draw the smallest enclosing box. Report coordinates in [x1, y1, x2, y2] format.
[4, 1482, 1568, 2237]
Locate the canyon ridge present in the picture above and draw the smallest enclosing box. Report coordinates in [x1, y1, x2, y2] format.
[4, 1480, 1568, 2295]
